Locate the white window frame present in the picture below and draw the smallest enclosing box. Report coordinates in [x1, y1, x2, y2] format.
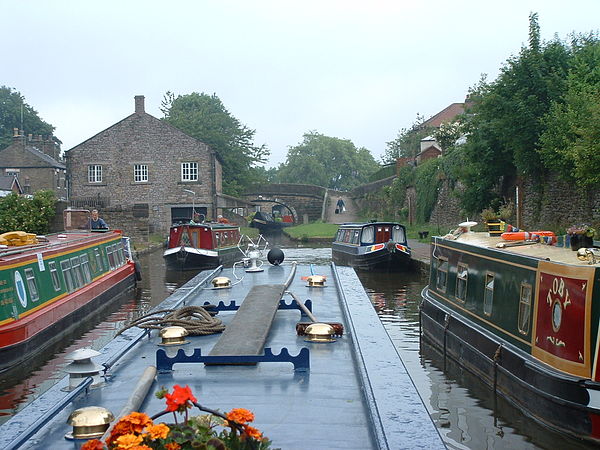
[134, 164, 148, 183]
[181, 162, 198, 182]
[88, 165, 102, 183]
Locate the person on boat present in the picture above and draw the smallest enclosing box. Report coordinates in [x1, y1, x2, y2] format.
[190, 212, 202, 224]
[90, 209, 109, 230]
[217, 214, 230, 224]
[336, 198, 346, 213]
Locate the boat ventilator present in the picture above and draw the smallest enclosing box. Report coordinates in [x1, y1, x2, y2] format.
[156, 347, 310, 372]
[64, 348, 103, 391]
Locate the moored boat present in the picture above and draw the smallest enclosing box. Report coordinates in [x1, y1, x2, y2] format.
[0, 209, 137, 373]
[163, 221, 242, 270]
[0, 248, 444, 449]
[250, 211, 292, 234]
[421, 223, 600, 443]
[332, 221, 412, 271]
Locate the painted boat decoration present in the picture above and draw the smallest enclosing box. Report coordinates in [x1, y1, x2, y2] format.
[0, 252, 444, 449]
[331, 222, 412, 271]
[421, 223, 600, 443]
[163, 222, 242, 270]
[0, 209, 137, 373]
[250, 211, 292, 234]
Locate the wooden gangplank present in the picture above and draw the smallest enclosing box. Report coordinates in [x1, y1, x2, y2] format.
[208, 284, 286, 362]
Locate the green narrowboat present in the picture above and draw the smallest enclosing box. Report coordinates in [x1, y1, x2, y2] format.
[0, 210, 137, 372]
[421, 225, 600, 443]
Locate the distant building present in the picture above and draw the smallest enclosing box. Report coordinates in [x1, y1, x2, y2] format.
[66, 96, 223, 234]
[416, 136, 442, 164]
[0, 131, 67, 199]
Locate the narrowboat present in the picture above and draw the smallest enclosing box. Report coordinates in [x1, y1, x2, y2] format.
[332, 222, 412, 271]
[421, 223, 600, 444]
[163, 222, 242, 270]
[250, 211, 292, 234]
[0, 254, 444, 449]
[0, 209, 137, 373]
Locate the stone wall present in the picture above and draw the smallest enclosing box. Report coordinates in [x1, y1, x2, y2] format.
[429, 180, 464, 228]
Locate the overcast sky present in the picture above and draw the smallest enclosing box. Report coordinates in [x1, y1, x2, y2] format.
[3, 1, 599, 167]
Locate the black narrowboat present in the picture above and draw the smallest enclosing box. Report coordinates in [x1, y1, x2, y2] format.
[250, 211, 292, 234]
[421, 224, 600, 444]
[163, 222, 242, 270]
[331, 222, 411, 271]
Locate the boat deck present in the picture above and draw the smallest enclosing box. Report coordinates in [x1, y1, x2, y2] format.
[0, 263, 444, 449]
[444, 232, 594, 266]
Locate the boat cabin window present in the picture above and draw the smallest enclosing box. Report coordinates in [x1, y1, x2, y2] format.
[60, 260, 75, 293]
[436, 257, 448, 292]
[392, 225, 406, 243]
[24, 268, 39, 302]
[70, 257, 84, 289]
[80, 254, 93, 284]
[361, 226, 375, 244]
[94, 248, 104, 272]
[483, 272, 495, 316]
[107, 245, 116, 270]
[456, 263, 468, 302]
[351, 230, 360, 244]
[117, 244, 125, 266]
[48, 261, 61, 291]
[518, 283, 532, 335]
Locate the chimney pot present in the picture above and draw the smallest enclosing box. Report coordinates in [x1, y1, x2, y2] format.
[134, 95, 145, 114]
[13, 128, 18, 137]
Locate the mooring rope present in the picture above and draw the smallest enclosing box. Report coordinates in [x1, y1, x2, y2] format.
[116, 305, 225, 336]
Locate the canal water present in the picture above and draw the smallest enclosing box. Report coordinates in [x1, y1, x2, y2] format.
[0, 243, 594, 449]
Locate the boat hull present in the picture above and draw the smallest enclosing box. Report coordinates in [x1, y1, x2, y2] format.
[0, 263, 136, 373]
[332, 244, 412, 271]
[421, 287, 600, 443]
[163, 246, 241, 270]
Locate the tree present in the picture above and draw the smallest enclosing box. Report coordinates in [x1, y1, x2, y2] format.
[0, 86, 57, 150]
[382, 114, 432, 163]
[161, 92, 269, 196]
[276, 131, 379, 190]
[539, 33, 600, 186]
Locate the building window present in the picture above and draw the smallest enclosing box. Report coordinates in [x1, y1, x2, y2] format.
[48, 261, 61, 291]
[436, 257, 448, 292]
[456, 263, 468, 302]
[88, 165, 102, 183]
[134, 164, 148, 182]
[483, 272, 495, 316]
[518, 283, 532, 334]
[181, 162, 198, 182]
[24, 268, 39, 301]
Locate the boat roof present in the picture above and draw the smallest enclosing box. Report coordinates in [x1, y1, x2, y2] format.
[438, 231, 596, 267]
[338, 222, 406, 229]
[0, 262, 443, 449]
[170, 222, 239, 229]
[0, 231, 121, 262]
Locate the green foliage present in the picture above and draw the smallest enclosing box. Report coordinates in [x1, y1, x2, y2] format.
[539, 33, 600, 186]
[161, 91, 269, 196]
[275, 131, 379, 190]
[368, 164, 396, 182]
[382, 114, 433, 163]
[0, 191, 57, 234]
[0, 86, 57, 150]
[413, 159, 441, 223]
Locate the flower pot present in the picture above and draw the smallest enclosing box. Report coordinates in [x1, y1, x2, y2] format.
[569, 234, 594, 251]
[486, 220, 505, 237]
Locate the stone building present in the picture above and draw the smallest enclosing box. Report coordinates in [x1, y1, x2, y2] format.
[0, 131, 67, 199]
[66, 96, 223, 235]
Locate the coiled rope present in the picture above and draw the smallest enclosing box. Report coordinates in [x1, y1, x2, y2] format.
[116, 305, 225, 336]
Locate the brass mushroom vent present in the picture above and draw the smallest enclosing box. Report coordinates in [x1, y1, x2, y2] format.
[66, 406, 114, 439]
[306, 275, 326, 287]
[304, 323, 336, 343]
[212, 276, 231, 288]
[159, 325, 189, 346]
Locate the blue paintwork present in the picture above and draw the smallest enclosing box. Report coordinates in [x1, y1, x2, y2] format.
[0, 263, 444, 450]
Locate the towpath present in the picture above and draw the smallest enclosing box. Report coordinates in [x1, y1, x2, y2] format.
[324, 190, 359, 224]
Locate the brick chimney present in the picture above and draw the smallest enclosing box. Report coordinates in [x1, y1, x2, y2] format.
[134, 95, 145, 114]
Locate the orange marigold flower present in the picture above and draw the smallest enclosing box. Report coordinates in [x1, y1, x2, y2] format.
[129, 446, 152, 450]
[146, 423, 170, 440]
[243, 424, 263, 440]
[123, 412, 153, 433]
[226, 408, 255, 424]
[165, 443, 181, 450]
[107, 421, 134, 446]
[81, 439, 104, 450]
[115, 433, 143, 449]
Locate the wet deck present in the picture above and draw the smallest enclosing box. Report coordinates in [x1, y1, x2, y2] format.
[0, 263, 444, 449]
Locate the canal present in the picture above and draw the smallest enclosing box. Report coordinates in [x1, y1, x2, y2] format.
[0, 243, 594, 449]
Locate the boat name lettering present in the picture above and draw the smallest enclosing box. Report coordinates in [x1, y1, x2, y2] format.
[0, 280, 6, 286]
[0, 297, 14, 305]
[546, 336, 566, 347]
[0, 287, 14, 294]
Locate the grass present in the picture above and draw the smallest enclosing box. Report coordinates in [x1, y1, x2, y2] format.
[283, 222, 340, 240]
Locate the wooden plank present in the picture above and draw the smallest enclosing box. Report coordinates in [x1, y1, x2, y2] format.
[208, 284, 286, 361]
